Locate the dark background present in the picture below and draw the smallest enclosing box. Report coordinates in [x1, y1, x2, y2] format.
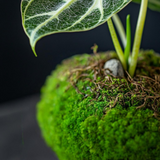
[0, 1, 160, 104]
[0, 1, 160, 160]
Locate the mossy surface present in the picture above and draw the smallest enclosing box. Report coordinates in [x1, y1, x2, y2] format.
[37, 50, 160, 160]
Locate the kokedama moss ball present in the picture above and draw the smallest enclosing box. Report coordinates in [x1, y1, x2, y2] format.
[37, 51, 160, 160]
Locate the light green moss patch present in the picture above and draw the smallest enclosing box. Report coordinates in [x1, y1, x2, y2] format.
[37, 50, 160, 160]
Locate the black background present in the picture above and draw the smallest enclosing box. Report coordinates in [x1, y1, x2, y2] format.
[0, 1, 160, 160]
[0, 1, 160, 103]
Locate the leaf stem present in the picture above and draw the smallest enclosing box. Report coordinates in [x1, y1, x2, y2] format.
[107, 18, 127, 71]
[124, 15, 131, 69]
[112, 14, 126, 48]
[129, 0, 148, 77]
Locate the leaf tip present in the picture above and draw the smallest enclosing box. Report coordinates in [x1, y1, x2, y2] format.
[33, 49, 38, 57]
[31, 44, 37, 57]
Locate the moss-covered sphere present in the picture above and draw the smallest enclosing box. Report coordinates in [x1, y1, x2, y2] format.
[37, 51, 160, 160]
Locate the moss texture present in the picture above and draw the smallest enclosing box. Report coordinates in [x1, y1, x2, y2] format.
[37, 50, 160, 160]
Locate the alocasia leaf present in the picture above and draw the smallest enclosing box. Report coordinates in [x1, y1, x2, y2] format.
[132, 0, 160, 12]
[21, 0, 131, 55]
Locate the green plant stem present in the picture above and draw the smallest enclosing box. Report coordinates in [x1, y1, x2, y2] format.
[107, 18, 127, 71]
[112, 14, 126, 48]
[124, 15, 131, 69]
[129, 0, 148, 77]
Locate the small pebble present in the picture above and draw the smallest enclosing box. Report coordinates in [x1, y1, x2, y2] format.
[104, 59, 124, 78]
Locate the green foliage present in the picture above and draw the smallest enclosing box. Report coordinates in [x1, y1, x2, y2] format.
[37, 51, 160, 160]
[21, 0, 131, 55]
[133, 0, 160, 12]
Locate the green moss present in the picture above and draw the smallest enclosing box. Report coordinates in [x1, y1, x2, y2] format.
[37, 51, 160, 160]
